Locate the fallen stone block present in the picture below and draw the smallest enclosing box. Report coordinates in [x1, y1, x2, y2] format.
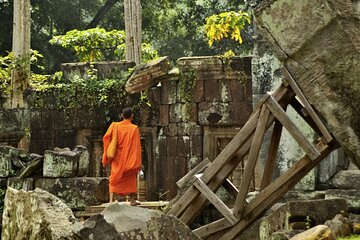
[1, 187, 75, 240]
[34, 177, 109, 210]
[260, 199, 347, 238]
[73, 202, 201, 239]
[325, 189, 360, 212]
[43, 149, 78, 177]
[327, 170, 360, 189]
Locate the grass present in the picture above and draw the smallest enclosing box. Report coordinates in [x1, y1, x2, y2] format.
[338, 235, 360, 240]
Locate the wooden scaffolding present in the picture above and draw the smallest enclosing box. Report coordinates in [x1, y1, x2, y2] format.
[167, 67, 339, 239]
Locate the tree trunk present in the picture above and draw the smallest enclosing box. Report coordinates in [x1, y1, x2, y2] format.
[10, 0, 31, 108]
[124, 0, 142, 65]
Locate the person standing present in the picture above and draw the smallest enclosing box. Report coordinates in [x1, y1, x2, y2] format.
[102, 107, 142, 205]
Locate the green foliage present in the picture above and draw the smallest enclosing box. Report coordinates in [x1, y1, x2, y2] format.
[49, 28, 126, 62]
[50, 28, 159, 63]
[338, 235, 360, 240]
[0, 50, 45, 95]
[28, 66, 130, 110]
[205, 11, 251, 47]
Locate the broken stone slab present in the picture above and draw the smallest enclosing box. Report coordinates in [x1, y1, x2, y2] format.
[327, 170, 360, 189]
[259, 199, 348, 238]
[43, 149, 78, 177]
[34, 177, 109, 210]
[289, 225, 336, 240]
[1, 187, 75, 240]
[18, 154, 43, 179]
[0, 146, 13, 177]
[254, 0, 360, 168]
[73, 202, 201, 239]
[73, 145, 89, 177]
[125, 56, 172, 94]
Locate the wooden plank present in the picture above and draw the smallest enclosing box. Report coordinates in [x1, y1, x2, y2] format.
[282, 67, 333, 143]
[233, 105, 271, 218]
[260, 119, 283, 190]
[193, 218, 232, 238]
[223, 178, 239, 198]
[217, 141, 338, 240]
[265, 95, 321, 160]
[176, 158, 210, 188]
[193, 176, 238, 225]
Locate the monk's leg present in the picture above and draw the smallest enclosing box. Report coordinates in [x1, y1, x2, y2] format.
[130, 193, 140, 206]
[109, 192, 114, 203]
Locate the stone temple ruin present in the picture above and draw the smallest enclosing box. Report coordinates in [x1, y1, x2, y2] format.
[1, 0, 360, 239]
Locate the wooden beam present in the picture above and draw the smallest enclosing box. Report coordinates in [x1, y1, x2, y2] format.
[290, 97, 324, 139]
[176, 158, 210, 188]
[193, 218, 232, 238]
[265, 95, 321, 160]
[217, 141, 338, 240]
[177, 86, 293, 224]
[233, 105, 271, 218]
[179, 138, 253, 224]
[282, 67, 333, 143]
[260, 119, 283, 190]
[193, 176, 238, 225]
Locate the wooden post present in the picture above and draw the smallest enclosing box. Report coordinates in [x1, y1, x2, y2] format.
[10, 0, 31, 108]
[124, 0, 142, 65]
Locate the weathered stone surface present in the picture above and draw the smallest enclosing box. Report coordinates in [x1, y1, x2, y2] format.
[169, 103, 197, 123]
[0, 146, 13, 177]
[34, 177, 109, 210]
[2, 187, 75, 240]
[327, 170, 360, 189]
[73, 145, 89, 177]
[325, 189, 360, 211]
[73, 202, 200, 240]
[254, 0, 360, 168]
[43, 149, 77, 177]
[198, 102, 250, 126]
[325, 214, 352, 238]
[289, 225, 336, 240]
[161, 79, 177, 105]
[159, 104, 169, 126]
[349, 214, 360, 234]
[125, 56, 172, 94]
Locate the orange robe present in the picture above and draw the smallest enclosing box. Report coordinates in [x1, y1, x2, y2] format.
[102, 119, 142, 195]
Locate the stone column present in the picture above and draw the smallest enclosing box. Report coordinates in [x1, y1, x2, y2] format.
[124, 0, 142, 65]
[10, 0, 31, 108]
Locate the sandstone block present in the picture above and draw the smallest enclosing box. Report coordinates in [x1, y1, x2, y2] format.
[43, 149, 77, 177]
[327, 170, 360, 189]
[289, 225, 336, 240]
[73, 145, 89, 177]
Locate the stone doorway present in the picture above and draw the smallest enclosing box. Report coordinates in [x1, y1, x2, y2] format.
[203, 126, 256, 191]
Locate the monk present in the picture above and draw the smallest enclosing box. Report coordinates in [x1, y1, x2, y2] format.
[102, 107, 142, 205]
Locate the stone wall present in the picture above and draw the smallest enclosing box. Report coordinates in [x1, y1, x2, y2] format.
[155, 56, 253, 198]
